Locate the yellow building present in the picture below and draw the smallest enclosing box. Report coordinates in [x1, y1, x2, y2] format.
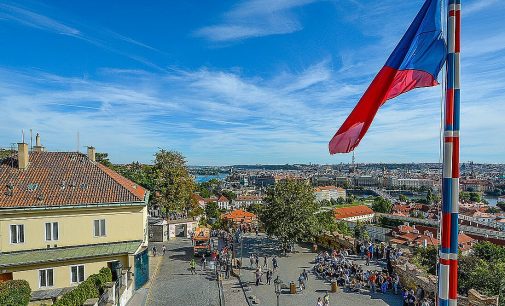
[0, 142, 149, 300]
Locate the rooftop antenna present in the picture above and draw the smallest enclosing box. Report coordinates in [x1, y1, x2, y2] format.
[77, 131, 80, 153]
[30, 129, 33, 150]
[21, 129, 25, 143]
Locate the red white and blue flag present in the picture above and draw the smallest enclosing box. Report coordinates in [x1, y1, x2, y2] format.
[329, 0, 446, 154]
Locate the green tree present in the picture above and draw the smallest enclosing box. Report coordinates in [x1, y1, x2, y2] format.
[411, 246, 438, 275]
[314, 210, 338, 235]
[221, 190, 236, 201]
[372, 197, 393, 213]
[95, 152, 113, 168]
[152, 150, 195, 212]
[260, 179, 318, 251]
[116, 162, 155, 191]
[353, 221, 370, 241]
[205, 202, 220, 220]
[246, 203, 264, 215]
[336, 197, 345, 205]
[498, 202, 505, 211]
[469, 192, 481, 202]
[460, 192, 471, 202]
[426, 189, 434, 204]
[320, 199, 331, 207]
[472, 241, 505, 262]
[399, 194, 408, 203]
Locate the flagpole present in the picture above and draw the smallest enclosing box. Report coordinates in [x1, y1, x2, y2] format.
[438, 0, 460, 305]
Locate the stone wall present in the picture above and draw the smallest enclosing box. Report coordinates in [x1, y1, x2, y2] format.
[392, 257, 498, 306]
[316, 232, 355, 250]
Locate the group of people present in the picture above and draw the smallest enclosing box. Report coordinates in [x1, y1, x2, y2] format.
[151, 244, 166, 257]
[315, 293, 330, 306]
[313, 249, 401, 295]
[249, 254, 278, 286]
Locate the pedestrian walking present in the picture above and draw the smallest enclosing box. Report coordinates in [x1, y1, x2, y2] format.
[190, 259, 196, 275]
[263, 255, 268, 269]
[323, 292, 330, 306]
[249, 254, 254, 269]
[255, 268, 262, 286]
[225, 261, 230, 279]
[152, 245, 157, 257]
[272, 256, 278, 272]
[303, 268, 308, 282]
[201, 254, 207, 272]
[316, 297, 324, 306]
[162, 245, 166, 256]
[266, 269, 272, 285]
[298, 273, 305, 291]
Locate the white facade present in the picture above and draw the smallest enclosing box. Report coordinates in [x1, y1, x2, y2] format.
[231, 196, 263, 209]
[314, 186, 346, 203]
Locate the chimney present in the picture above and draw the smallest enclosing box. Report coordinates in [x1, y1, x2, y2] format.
[18, 143, 29, 169]
[87, 146, 96, 162]
[33, 133, 45, 152]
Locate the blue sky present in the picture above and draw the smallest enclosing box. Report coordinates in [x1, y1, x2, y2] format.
[0, 0, 504, 165]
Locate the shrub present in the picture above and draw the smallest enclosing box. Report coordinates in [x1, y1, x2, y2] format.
[54, 267, 112, 306]
[0, 280, 31, 306]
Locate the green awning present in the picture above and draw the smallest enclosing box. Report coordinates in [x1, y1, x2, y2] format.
[0, 240, 142, 267]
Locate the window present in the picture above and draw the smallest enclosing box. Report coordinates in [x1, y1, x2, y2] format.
[39, 269, 54, 288]
[93, 219, 106, 237]
[10, 224, 24, 244]
[45, 222, 59, 241]
[70, 265, 85, 284]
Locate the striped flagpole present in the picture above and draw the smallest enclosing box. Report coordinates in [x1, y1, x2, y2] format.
[438, 0, 460, 305]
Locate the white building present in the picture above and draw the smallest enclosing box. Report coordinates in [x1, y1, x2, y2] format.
[231, 195, 263, 209]
[217, 195, 230, 210]
[314, 186, 346, 203]
[334, 205, 375, 222]
[387, 178, 434, 189]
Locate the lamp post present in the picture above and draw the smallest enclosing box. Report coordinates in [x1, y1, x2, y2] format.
[274, 276, 281, 306]
[240, 233, 244, 276]
[499, 277, 505, 306]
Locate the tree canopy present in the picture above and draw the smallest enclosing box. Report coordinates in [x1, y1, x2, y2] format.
[260, 179, 318, 250]
[151, 150, 195, 212]
[372, 197, 393, 213]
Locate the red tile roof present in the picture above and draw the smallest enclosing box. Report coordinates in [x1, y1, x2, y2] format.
[0, 152, 147, 208]
[314, 186, 345, 192]
[217, 195, 229, 202]
[235, 195, 262, 201]
[222, 209, 257, 222]
[334, 205, 374, 219]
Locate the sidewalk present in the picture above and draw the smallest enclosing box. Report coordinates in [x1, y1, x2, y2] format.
[126, 246, 164, 306]
[222, 269, 250, 306]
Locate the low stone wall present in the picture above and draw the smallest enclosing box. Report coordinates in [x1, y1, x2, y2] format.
[392, 257, 498, 306]
[316, 232, 355, 250]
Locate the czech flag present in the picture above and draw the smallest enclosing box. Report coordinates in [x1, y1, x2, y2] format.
[329, 0, 446, 154]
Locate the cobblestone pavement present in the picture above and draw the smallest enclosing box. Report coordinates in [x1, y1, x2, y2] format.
[146, 238, 220, 306]
[238, 233, 404, 306]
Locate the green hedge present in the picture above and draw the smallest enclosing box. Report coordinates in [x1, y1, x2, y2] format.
[54, 267, 112, 306]
[0, 280, 31, 306]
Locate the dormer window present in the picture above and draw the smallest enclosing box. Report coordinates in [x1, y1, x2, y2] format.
[27, 183, 38, 191]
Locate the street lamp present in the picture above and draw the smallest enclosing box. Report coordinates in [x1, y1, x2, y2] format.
[274, 276, 282, 306]
[499, 277, 505, 306]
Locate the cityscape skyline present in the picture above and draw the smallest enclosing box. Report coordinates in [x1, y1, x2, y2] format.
[0, 0, 504, 165]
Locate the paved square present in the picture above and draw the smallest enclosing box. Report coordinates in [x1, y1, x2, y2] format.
[238, 234, 404, 306]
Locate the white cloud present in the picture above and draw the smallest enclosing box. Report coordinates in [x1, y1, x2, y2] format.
[194, 0, 319, 42]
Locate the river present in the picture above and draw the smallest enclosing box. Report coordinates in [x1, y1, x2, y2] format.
[194, 173, 228, 183]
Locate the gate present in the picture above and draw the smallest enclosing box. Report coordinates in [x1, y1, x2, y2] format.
[134, 248, 149, 289]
